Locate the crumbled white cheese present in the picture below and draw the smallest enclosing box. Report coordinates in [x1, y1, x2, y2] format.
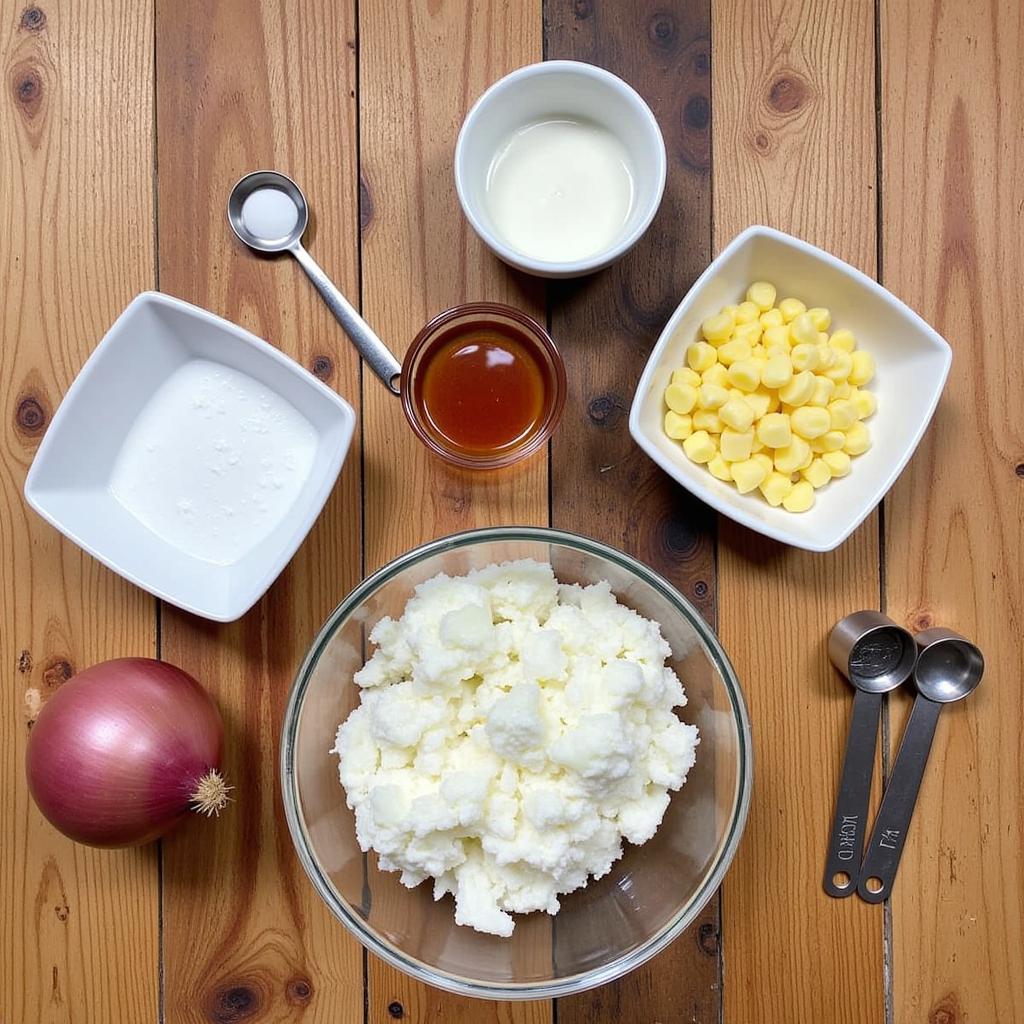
[333, 558, 699, 937]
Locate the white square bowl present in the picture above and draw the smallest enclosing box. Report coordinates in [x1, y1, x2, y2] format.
[25, 292, 356, 620]
[629, 226, 952, 551]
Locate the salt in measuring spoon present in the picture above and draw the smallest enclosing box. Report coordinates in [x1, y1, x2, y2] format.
[857, 628, 983, 903]
[227, 170, 402, 394]
[823, 612, 917, 898]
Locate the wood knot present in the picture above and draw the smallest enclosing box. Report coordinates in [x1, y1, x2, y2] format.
[387, 1001, 404, 1019]
[54, 899, 69, 921]
[754, 131, 772, 154]
[16, 394, 48, 436]
[586, 392, 625, 428]
[20, 6, 46, 30]
[284, 976, 312, 1005]
[11, 65, 43, 115]
[311, 355, 333, 381]
[18, 649, 33, 673]
[205, 983, 262, 1023]
[767, 74, 809, 115]
[1015, 462, 1024, 477]
[694, 580, 709, 599]
[42, 657, 73, 691]
[572, 0, 592, 19]
[929, 992, 961, 1024]
[683, 94, 709, 133]
[659, 515, 700, 560]
[692, 50, 709, 76]
[697, 921, 719, 956]
[648, 12, 678, 50]
[907, 609, 933, 633]
[359, 173, 374, 232]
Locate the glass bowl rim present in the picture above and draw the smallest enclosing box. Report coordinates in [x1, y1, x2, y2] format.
[280, 525, 754, 1000]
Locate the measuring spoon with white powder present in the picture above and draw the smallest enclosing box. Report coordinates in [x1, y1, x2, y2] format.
[228, 170, 402, 394]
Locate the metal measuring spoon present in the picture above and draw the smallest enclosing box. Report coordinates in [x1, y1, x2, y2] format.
[227, 170, 402, 395]
[823, 612, 917, 897]
[857, 628, 984, 903]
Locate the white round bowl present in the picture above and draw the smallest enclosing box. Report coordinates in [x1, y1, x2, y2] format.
[455, 61, 667, 279]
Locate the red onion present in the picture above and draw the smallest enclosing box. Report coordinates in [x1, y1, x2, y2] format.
[26, 658, 229, 847]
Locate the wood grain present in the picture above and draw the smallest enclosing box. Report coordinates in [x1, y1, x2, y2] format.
[357, 1, 549, 1021]
[155, 2, 365, 1020]
[711, 1, 886, 1021]
[881, 1, 1024, 1020]
[0, 2, 159, 1022]
[544, 1, 721, 1021]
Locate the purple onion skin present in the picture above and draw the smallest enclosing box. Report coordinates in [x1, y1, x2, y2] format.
[26, 658, 224, 847]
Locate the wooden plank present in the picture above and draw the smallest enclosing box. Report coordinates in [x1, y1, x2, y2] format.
[711, 1, 886, 1021]
[357, 1, 549, 1021]
[880, 0, 1024, 1019]
[154, 2, 365, 1020]
[544, 1, 720, 1021]
[0, 1, 159, 1022]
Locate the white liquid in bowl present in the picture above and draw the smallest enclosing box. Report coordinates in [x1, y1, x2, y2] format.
[110, 359, 317, 565]
[484, 118, 635, 264]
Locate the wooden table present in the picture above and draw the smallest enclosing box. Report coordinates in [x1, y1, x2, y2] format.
[2, 1, 1020, 1021]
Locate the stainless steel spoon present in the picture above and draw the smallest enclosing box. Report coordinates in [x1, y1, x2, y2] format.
[857, 627, 984, 903]
[227, 170, 401, 395]
[824, 612, 917, 897]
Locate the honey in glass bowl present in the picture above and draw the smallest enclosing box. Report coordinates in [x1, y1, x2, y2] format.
[401, 303, 566, 469]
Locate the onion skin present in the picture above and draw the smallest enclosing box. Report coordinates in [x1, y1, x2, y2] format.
[26, 658, 226, 848]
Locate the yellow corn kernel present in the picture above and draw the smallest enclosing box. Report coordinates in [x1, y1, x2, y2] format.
[783, 480, 815, 512]
[779, 370, 816, 407]
[734, 320, 764, 346]
[698, 383, 730, 410]
[808, 375, 836, 407]
[708, 454, 733, 481]
[824, 350, 853, 382]
[720, 427, 755, 462]
[760, 307, 784, 328]
[693, 409, 723, 433]
[665, 382, 698, 414]
[757, 412, 792, 449]
[760, 471, 794, 507]
[829, 328, 856, 352]
[720, 304, 739, 323]
[843, 421, 872, 455]
[686, 341, 718, 372]
[763, 324, 791, 351]
[849, 350, 876, 386]
[778, 297, 806, 323]
[751, 344, 768, 360]
[716, 338, 752, 367]
[762, 353, 794, 389]
[773, 436, 812, 474]
[802, 457, 833, 489]
[702, 363, 730, 388]
[701, 312, 734, 343]
[664, 411, 693, 440]
[821, 430, 847, 452]
[790, 343, 821, 372]
[672, 367, 702, 387]
[806, 307, 831, 331]
[828, 399, 858, 431]
[752, 452, 773, 473]
[720, 397, 755, 432]
[816, 344, 836, 370]
[728, 359, 762, 392]
[851, 388, 877, 419]
[747, 281, 777, 311]
[822, 450, 852, 477]
[751, 436, 766, 454]
[833, 381, 852, 400]
[790, 313, 819, 347]
[732, 457, 769, 494]
[790, 405, 831, 439]
[683, 430, 717, 464]
[735, 300, 760, 324]
[809, 437, 826, 454]
[799, 446, 814, 470]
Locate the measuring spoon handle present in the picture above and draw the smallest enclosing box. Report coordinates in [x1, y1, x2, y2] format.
[823, 688, 882, 897]
[290, 242, 402, 395]
[857, 696, 942, 903]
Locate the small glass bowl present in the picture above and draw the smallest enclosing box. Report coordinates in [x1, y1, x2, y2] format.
[280, 527, 753, 1000]
[400, 303, 566, 470]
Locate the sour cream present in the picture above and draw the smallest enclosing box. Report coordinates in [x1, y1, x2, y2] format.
[484, 118, 635, 264]
[110, 359, 317, 565]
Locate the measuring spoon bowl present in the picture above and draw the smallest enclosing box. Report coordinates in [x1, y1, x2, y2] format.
[227, 170, 308, 252]
[913, 628, 985, 703]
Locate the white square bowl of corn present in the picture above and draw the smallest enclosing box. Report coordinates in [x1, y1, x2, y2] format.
[629, 225, 952, 552]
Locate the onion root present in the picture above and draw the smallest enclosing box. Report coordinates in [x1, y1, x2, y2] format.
[190, 770, 232, 817]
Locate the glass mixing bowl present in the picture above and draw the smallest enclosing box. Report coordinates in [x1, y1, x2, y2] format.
[280, 527, 752, 999]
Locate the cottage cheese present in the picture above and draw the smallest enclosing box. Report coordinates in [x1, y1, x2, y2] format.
[332, 559, 699, 937]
